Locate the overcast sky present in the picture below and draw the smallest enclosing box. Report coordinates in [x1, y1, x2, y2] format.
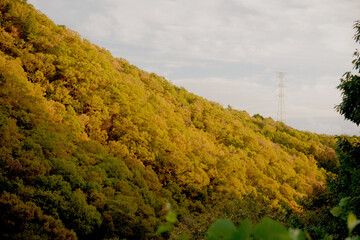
[28, 0, 360, 135]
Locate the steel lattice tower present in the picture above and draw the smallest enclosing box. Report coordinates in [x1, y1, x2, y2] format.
[277, 72, 285, 122]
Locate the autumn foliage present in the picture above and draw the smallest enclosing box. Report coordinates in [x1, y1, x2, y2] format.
[0, 1, 340, 239]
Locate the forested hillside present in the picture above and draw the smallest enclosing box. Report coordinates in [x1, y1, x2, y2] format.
[0, 0, 339, 239]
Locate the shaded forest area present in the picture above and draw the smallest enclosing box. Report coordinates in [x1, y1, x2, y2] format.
[0, 0, 358, 239]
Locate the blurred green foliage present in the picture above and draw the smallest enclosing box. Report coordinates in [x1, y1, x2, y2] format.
[205, 212, 360, 240]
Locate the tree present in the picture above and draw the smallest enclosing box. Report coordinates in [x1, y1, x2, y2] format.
[336, 20, 360, 124]
[329, 20, 360, 237]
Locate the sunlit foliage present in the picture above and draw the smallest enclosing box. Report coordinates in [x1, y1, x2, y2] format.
[0, 0, 339, 239]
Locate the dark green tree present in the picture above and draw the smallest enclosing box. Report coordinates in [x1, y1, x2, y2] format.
[330, 20, 360, 237]
[336, 20, 360, 124]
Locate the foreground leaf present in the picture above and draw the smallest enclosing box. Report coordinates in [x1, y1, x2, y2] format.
[165, 210, 177, 224]
[288, 228, 306, 240]
[330, 207, 342, 217]
[253, 218, 291, 240]
[207, 219, 236, 240]
[232, 219, 252, 240]
[347, 213, 360, 232]
[156, 224, 173, 234]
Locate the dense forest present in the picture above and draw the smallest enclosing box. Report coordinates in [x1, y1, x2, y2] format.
[0, 0, 358, 239]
